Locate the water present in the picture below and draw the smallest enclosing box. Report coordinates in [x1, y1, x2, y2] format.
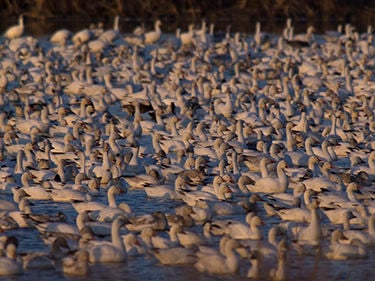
[2, 186, 374, 281]
[0, 17, 374, 281]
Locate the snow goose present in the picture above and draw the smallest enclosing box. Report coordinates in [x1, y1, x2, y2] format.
[80, 216, 127, 263]
[212, 198, 250, 217]
[99, 15, 120, 44]
[194, 238, 241, 274]
[122, 233, 144, 257]
[91, 142, 112, 185]
[247, 160, 289, 194]
[21, 251, 55, 271]
[1, 198, 32, 228]
[72, 28, 93, 47]
[50, 29, 72, 46]
[324, 229, 367, 260]
[213, 88, 233, 118]
[189, 199, 213, 224]
[247, 250, 262, 279]
[243, 155, 275, 176]
[16, 172, 52, 201]
[167, 205, 195, 228]
[144, 19, 162, 45]
[168, 223, 209, 249]
[353, 151, 375, 181]
[75, 212, 128, 238]
[180, 179, 232, 207]
[302, 169, 342, 192]
[265, 196, 310, 223]
[61, 250, 89, 276]
[143, 173, 182, 199]
[268, 239, 288, 281]
[284, 199, 323, 246]
[179, 24, 194, 46]
[50, 188, 91, 203]
[32, 219, 80, 240]
[283, 137, 316, 167]
[263, 182, 308, 210]
[159, 130, 195, 155]
[317, 182, 360, 209]
[342, 211, 375, 245]
[4, 15, 24, 40]
[138, 226, 175, 250]
[126, 211, 168, 232]
[153, 246, 196, 265]
[225, 213, 263, 240]
[125, 169, 162, 189]
[236, 175, 256, 194]
[90, 200, 131, 223]
[15, 105, 49, 135]
[8, 143, 37, 168]
[72, 184, 125, 213]
[0, 237, 23, 275]
[244, 226, 285, 268]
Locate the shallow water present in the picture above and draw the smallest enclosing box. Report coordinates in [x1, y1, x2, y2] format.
[0, 17, 374, 281]
[1, 186, 374, 281]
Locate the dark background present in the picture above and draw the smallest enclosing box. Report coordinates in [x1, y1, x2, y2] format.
[1, 0, 375, 35]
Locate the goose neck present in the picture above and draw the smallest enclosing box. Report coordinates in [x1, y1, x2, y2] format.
[368, 215, 375, 236]
[15, 151, 24, 174]
[112, 218, 127, 257]
[76, 212, 87, 231]
[57, 161, 66, 183]
[309, 204, 323, 241]
[224, 243, 239, 273]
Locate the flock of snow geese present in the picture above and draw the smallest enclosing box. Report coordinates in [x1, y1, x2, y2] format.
[0, 13, 374, 280]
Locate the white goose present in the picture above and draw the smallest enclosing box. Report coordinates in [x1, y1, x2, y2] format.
[126, 211, 168, 232]
[72, 185, 124, 213]
[282, 199, 323, 246]
[17, 172, 52, 201]
[179, 24, 194, 46]
[342, 212, 375, 245]
[311, 139, 336, 162]
[324, 229, 367, 260]
[317, 182, 360, 209]
[50, 188, 91, 203]
[225, 213, 263, 240]
[80, 216, 127, 263]
[283, 137, 316, 167]
[169, 223, 209, 249]
[0, 238, 23, 275]
[265, 196, 310, 223]
[353, 151, 375, 181]
[61, 250, 89, 276]
[144, 173, 185, 200]
[99, 15, 120, 44]
[179, 181, 232, 207]
[50, 29, 72, 46]
[122, 233, 144, 257]
[243, 226, 285, 263]
[194, 238, 241, 275]
[91, 143, 112, 185]
[247, 160, 289, 194]
[153, 246, 196, 265]
[144, 19, 162, 44]
[138, 227, 175, 250]
[4, 15, 24, 40]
